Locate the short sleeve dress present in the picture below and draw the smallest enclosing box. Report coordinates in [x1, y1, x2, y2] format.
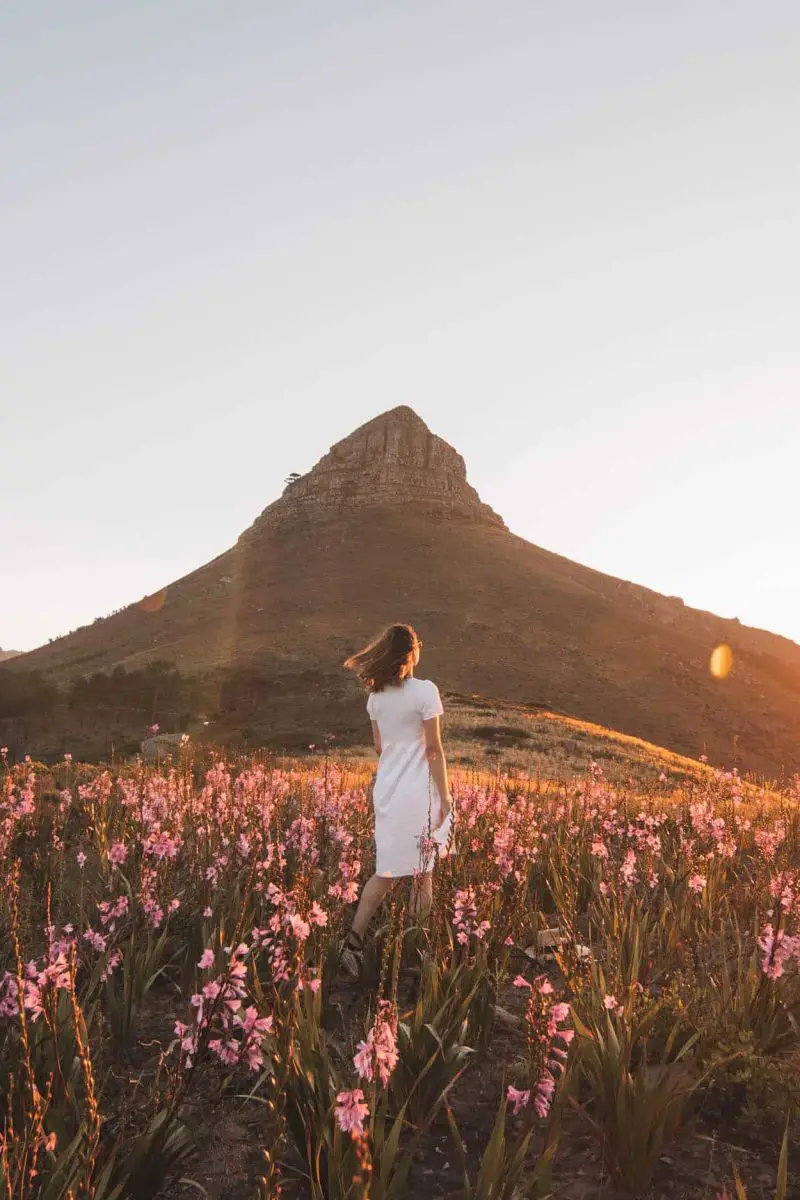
[366, 677, 448, 878]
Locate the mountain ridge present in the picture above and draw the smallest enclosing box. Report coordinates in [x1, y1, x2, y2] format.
[10, 407, 800, 775]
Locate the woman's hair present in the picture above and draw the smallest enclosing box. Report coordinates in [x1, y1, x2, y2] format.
[343, 623, 420, 692]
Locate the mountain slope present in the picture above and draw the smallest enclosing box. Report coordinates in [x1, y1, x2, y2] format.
[13, 406, 800, 775]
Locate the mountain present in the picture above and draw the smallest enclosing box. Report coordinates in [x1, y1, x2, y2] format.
[10, 406, 800, 775]
[0, 649, 20, 663]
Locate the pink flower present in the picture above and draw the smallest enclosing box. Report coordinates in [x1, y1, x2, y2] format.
[353, 1002, 398, 1087]
[619, 849, 637, 887]
[83, 930, 108, 953]
[603, 994, 619, 1011]
[0, 972, 20, 1018]
[335, 1089, 369, 1136]
[108, 842, 127, 866]
[101, 950, 122, 981]
[77, 852, 87, 868]
[513, 975, 532, 990]
[534, 1070, 556, 1118]
[198, 949, 215, 970]
[353, 1040, 373, 1081]
[688, 873, 706, 894]
[757, 923, 800, 980]
[507, 1085, 530, 1114]
[288, 913, 311, 941]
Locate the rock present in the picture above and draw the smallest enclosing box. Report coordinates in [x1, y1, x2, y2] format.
[140, 733, 188, 763]
[536, 926, 563, 949]
[493, 1004, 522, 1030]
[241, 406, 506, 537]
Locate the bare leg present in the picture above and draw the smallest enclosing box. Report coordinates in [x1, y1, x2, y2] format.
[410, 872, 433, 922]
[351, 874, 398, 939]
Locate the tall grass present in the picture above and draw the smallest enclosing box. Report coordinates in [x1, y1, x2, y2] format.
[0, 748, 798, 1196]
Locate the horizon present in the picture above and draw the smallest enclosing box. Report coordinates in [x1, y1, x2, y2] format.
[3, 3, 799, 652]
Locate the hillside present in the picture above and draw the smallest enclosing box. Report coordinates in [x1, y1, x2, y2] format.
[0, 649, 20, 663]
[10, 406, 800, 776]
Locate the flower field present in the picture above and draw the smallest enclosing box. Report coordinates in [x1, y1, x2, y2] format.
[1, 746, 799, 1199]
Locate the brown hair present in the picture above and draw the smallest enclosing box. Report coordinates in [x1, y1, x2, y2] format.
[343, 623, 420, 692]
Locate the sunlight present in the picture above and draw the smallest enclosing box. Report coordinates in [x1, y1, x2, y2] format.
[710, 643, 734, 679]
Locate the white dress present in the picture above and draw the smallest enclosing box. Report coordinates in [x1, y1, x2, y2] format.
[367, 677, 448, 878]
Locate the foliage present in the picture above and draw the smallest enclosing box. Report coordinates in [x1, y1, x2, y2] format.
[0, 747, 798, 1197]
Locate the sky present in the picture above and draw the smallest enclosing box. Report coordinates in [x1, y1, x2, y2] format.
[2, 1, 799, 653]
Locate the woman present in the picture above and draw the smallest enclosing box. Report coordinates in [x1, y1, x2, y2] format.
[339, 623, 452, 977]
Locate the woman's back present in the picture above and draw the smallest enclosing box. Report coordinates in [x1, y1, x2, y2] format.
[367, 677, 442, 746]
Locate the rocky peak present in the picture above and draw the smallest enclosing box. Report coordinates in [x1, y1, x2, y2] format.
[243, 407, 506, 534]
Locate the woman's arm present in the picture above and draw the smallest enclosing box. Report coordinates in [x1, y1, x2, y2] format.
[423, 715, 450, 822]
[371, 719, 382, 756]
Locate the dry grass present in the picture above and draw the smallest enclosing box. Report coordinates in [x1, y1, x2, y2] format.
[344, 691, 730, 789]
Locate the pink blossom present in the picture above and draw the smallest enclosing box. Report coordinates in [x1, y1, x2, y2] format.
[108, 842, 127, 866]
[507, 1085, 530, 1114]
[0, 972, 20, 1018]
[288, 912, 311, 941]
[534, 1070, 556, 1118]
[101, 951, 122, 981]
[758, 923, 800, 980]
[353, 1002, 398, 1087]
[335, 1089, 369, 1136]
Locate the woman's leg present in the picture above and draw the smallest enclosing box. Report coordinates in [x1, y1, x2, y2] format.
[351, 874, 398, 939]
[409, 871, 433, 922]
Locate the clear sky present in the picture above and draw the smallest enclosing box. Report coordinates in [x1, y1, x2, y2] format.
[2, 2, 799, 653]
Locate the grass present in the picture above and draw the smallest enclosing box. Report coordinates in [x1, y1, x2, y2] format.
[0, 742, 798, 1199]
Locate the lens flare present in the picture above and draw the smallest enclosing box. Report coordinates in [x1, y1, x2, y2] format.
[710, 644, 733, 679]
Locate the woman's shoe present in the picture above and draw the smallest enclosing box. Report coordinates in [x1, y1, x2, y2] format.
[339, 930, 364, 979]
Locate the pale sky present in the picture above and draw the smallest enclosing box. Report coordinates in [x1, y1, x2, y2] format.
[2, 2, 799, 653]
